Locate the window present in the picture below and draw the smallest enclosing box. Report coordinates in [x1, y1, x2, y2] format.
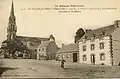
[100, 53, 105, 61]
[82, 45, 86, 51]
[90, 34, 95, 42]
[85, 36, 87, 39]
[100, 31, 105, 36]
[82, 36, 87, 43]
[91, 44, 95, 50]
[102, 31, 105, 35]
[82, 39, 86, 43]
[100, 42, 104, 49]
[66, 54, 69, 58]
[99, 31, 105, 40]
[83, 55, 87, 61]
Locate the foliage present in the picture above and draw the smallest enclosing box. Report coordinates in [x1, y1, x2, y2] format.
[1, 39, 29, 55]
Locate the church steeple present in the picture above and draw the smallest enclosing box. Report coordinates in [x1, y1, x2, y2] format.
[10, 0, 15, 17]
[7, 0, 17, 40]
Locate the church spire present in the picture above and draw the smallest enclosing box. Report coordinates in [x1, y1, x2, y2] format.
[10, 0, 14, 17]
[7, 0, 17, 40]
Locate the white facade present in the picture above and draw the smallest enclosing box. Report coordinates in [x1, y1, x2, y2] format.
[37, 47, 47, 60]
[78, 36, 112, 66]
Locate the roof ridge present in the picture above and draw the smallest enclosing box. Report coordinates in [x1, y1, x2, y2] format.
[17, 36, 49, 39]
[92, 24, 114, 31]
[78, 23, 116, 42]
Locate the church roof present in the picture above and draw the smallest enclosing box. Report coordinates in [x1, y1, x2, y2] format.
[16, 36, 49, 48]
[78, 24, 117, 42]
[16, 36, 49, 42]
[56, 43, 78, 54]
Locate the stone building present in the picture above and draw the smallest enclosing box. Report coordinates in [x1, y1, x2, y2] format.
[37, 35, 59, 60]
[78, 20, 120, 66]
[16, 36, 50, 59]
[56, 43, 78, 62]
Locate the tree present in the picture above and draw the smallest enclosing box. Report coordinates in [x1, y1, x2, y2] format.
[1, 39, 30, 58]
[74, 28, 85, 43]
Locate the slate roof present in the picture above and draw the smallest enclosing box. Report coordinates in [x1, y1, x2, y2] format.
[38, 41, 50, 48]
[17, 36, 49, 42]
[79, 24, 117, 42]
[56, 43, 78, 54]
[16, 36, 49, 48]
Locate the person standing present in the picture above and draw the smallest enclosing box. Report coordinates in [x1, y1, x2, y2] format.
[61, 59, 66, 68]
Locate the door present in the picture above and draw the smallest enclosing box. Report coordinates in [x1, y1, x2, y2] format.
[91, 54, 95, 65]
[73, 53, 77, 62]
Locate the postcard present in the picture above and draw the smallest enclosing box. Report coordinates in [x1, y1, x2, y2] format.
[0, 0, 120, 78]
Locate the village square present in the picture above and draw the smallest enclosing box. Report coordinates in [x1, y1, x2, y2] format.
[0, 0, 120, 78]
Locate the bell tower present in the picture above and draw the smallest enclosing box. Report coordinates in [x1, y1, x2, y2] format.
[7, 0, 17, 40]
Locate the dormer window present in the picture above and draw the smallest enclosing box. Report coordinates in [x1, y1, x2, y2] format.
[102, 31, 105, 35]
[99, 31, 105, 40]
[82, 39, 86, 43]
[90, 33, 95, 42]
[82, 36, 87, 43]
[85, 36, 87, 39]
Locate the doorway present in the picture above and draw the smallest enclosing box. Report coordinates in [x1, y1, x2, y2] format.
[91, 54, 95, 65]
[73, 53, 77, 62]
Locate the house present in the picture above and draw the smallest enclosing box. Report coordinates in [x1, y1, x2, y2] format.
[37, 35, 59, 60]
[78, 20, 120, 66]
[56, 43, 78, 62]
[16, 36, 50, 59]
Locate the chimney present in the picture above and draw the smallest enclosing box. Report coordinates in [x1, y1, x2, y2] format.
[49, 34, 55, 42]
[114, 20, 120, 27]
[62, 43, 65, 47]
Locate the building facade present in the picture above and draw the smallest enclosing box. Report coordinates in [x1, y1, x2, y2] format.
[16, 36, 50, 59]
[37, 35, 59, 60]
[56, 43, 78, 62]
[78, 20, 120, 66]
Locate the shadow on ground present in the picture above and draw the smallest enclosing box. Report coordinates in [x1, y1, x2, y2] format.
[0, 67, 17, 77]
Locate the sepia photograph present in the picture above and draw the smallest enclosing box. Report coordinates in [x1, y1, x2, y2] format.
[0, 0, 120, 78]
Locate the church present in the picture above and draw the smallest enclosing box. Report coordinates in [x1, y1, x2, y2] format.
[1, 1, 57, 59]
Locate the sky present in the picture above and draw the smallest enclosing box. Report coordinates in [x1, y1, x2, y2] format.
[0, 0, 120, 47]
